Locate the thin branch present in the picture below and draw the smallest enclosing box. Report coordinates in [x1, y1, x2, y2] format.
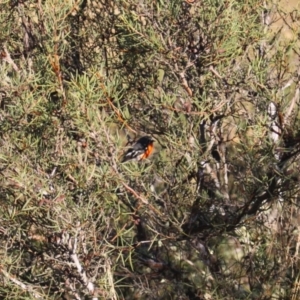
[63, 231, 98, 300]
[1, 46, 20, 72]
[285, 87, 299, 127]
[0, 268, 43, 299]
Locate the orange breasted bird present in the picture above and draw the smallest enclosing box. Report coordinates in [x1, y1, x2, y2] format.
[122, 136, 154, 162]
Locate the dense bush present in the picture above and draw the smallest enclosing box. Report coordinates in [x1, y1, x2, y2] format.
[0, 0, 300, 299]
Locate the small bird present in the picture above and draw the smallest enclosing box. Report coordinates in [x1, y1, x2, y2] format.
[122, 136, 154, 162]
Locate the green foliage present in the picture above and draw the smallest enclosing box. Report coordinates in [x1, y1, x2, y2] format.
[1, 0, 300, 299]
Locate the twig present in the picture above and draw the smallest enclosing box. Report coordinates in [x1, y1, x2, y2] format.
[49, 54, 67, 104]
[63, 231, 98, 300]
[1, 46, 20, 72]
[179, 70, 193, 97]
[203, 161, 220, 189]
[0, 268, 43, 299]
[121, 181, 163, 216]
[285, 87, 299, 127]
[209, 66, 222, 79]
[174, 61, 193, 97]
[96, 73, 137, 133]
[281, 78, 294, 92]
